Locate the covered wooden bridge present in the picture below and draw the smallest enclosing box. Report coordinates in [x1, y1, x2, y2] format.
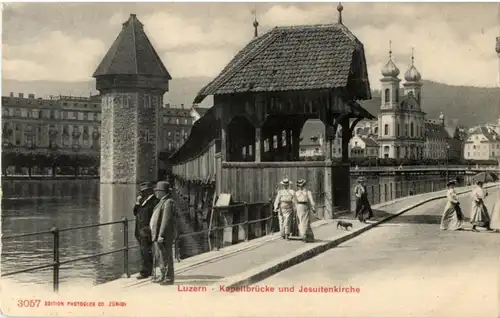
[169, 13, 374, 218]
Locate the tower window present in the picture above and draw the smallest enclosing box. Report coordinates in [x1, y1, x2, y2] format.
[410, 123, 414, 137]
[384, 89, 390, 105]
[397, 124, 400, 136]
[384, 124, 389, 136]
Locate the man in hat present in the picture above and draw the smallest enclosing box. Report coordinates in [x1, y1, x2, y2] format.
[133, 182, 159, 279]
[150, 181, 176, 285]
[273, 178, 296, 240]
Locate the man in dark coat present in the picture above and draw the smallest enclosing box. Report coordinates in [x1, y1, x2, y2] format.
[150, 181, 176, 285]
[133, 182, 159, 279]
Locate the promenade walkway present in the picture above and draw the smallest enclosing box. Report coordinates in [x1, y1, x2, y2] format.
[96, 182, 498, 292]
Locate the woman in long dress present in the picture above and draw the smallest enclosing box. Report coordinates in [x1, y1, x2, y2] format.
[489, 197, 500, 233]
[294, 179, 315, 243]
[440, 179, 464, 231]
[470, 181, 492, 232]
[354, 177, 373, 223]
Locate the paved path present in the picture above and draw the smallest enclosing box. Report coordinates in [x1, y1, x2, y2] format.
[253, 189, 500, 318]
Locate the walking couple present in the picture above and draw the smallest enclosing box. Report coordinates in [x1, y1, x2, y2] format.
[273, 178, 316, 242]
[133, 181, 177, 285]
[440, 179, 500, 232]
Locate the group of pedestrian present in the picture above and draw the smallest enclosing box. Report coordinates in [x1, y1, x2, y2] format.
[273, 178, 316, 242]
[440, 179, 500, 232]
[133, 181, 177, 285]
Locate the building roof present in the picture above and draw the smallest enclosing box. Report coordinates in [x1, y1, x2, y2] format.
[359, 136, 378, 147]
[425, 122, 450, 139]
[93, 14, 171, 79]
[193, 23, 371, 104]
[468, 126, 500, 141]
[193, 106, 210, 117]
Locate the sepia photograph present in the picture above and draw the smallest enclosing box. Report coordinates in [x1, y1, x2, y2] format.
[1, 1, 500, 317]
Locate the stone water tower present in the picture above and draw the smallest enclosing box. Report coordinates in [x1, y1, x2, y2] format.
[93, 14, 171, 184]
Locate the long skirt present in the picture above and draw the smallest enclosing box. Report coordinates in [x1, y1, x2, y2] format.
[355, 196, 373, 222]
[296, 203, 315, 242]
[470, 200, 490, 228]
[278, 206, 293, 237]
[440, 202, 464, 231]
[489, 201, 500, 230]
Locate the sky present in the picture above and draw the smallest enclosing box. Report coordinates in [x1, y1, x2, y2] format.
[2, 2, 500, 90]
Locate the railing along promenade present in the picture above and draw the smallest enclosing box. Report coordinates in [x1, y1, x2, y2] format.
[0, 176, 465, 292]
[352, 165, 499, 173]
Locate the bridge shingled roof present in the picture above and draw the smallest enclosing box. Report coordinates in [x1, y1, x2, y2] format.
[93, 14, 171, 79]
[193, 23, 372, 104]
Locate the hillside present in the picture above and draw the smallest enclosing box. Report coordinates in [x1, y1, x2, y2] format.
[360, 80, 500, 127]
[2, 77, 214, 109]
[2, 78, 499, 127]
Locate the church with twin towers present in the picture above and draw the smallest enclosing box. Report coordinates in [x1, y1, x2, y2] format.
[376, 43, 427, 159]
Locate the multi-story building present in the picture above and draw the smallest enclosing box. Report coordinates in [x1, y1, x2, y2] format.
[2, 92, 102, 154]
[463, 126, 500, 160]
[159, 104, 194, 153]
[349, 135, 379, 158]
[298, 120, 342, 159]
[2, 92, 204, 175]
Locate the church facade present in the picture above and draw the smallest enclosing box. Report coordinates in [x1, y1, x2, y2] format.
[377, 47, 426, 159]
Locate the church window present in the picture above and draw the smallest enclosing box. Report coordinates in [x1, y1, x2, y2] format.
[397, 124, 400, 136]
[405, 124, 408, 136]
[384, 89, 390, 104]
[384, 124, 389, 136]
[410, 123, 414, 137]
[396, 89, 399, 103]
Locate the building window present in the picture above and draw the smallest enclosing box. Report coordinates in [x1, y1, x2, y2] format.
[144, 95, 152, 108]
[97, 113, 101, 121]
[410, 123, 414, 137]
[273, 135, 278, 149]
[282, 131, 287, 146]
[144, 130, 151, 143]
[176, 118, 180, 125]
[396, 124, 400, 136]
[184, 119, 188, 124]
[88, 112, 94, 121]
[384, 89, 390, 104]
[168, 142, 172, 150]
[3, 107, 9, 116]
[384, 124, 389, 136]
[168, 131, 172, 137]
[163, 117, 168, 124]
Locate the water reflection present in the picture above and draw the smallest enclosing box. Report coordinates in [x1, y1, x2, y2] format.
[1, 181, 142, 287]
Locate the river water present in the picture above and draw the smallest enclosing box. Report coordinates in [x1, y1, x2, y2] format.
[1, 174, 456, 288]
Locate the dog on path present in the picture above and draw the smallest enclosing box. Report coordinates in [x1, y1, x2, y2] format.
[336, 220, 353, 231]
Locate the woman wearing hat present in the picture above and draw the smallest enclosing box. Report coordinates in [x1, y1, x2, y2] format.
[354, 176, 373, 223]
[440, 179, 464, 231]
[273, 178, 296, 240]
[470, 180, 492, 232]
[294, 179, 316, 242]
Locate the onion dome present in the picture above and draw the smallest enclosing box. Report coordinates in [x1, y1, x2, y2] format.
[382, 59, 400, 77]
[404, 49, 421, 82]
[381, 40, 399, 78]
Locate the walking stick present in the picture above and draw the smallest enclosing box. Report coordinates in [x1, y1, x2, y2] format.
[152, 241, 157, 282]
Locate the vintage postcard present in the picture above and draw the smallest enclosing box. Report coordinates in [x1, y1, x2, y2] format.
[1, 1, 500, 317]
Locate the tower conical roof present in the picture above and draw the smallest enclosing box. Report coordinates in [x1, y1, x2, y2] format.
[93, 14, 171, 79]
